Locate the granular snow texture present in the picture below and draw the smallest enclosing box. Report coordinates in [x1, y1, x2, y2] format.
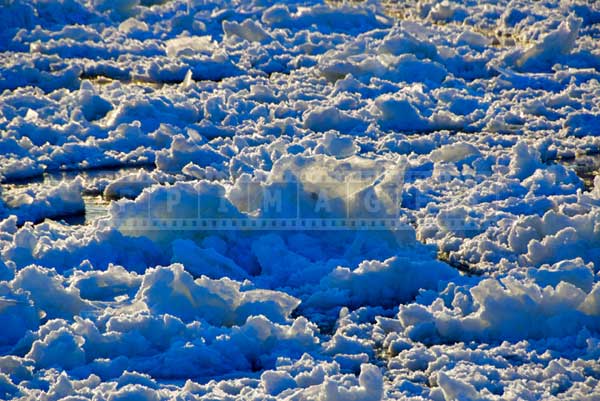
[1, 0, 600, 400]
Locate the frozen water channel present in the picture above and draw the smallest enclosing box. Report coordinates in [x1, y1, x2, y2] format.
[2, 0, 600, 400]
[1, 165, 154, 225]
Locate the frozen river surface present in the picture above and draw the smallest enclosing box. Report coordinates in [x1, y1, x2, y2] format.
[1, 0, 600, 400]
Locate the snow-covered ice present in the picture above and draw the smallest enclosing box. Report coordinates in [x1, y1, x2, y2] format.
[1, 0, 600, 400]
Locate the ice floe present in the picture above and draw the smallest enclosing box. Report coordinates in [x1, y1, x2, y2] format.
[1, 0, 600, 399]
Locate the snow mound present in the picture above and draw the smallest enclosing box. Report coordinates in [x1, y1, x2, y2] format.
[395, 276, 600, 343]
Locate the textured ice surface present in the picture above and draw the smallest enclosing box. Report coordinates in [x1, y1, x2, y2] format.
[1, 0, 600, 400]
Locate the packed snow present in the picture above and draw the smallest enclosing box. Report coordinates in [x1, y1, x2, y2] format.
[1, 0, 600, 400]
